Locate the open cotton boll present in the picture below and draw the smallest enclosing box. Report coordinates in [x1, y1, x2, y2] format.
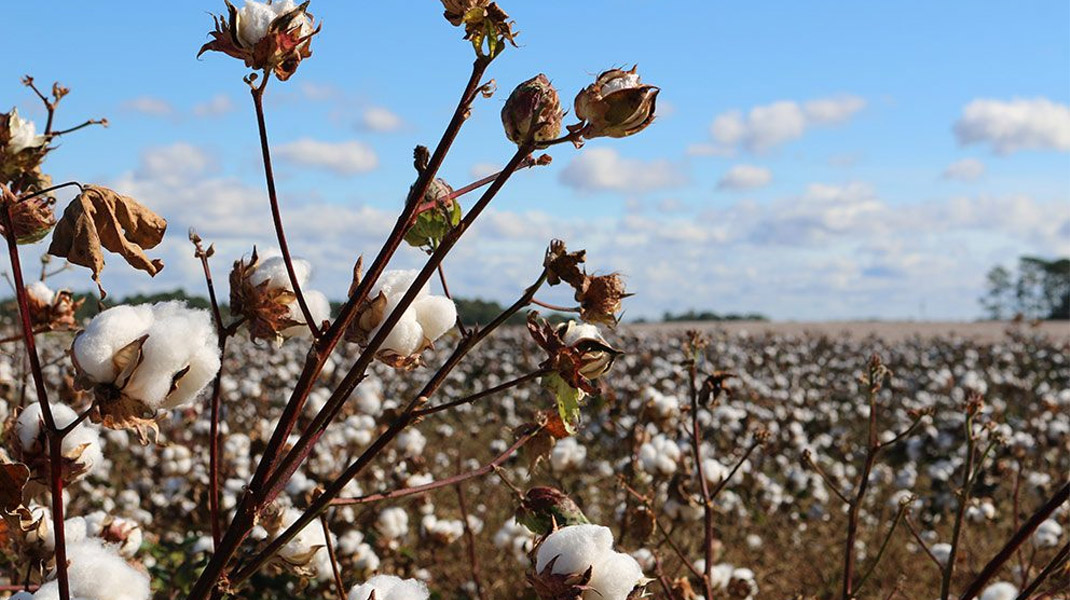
[1032, 519, 1062, 547]
[16, 402, 103, 480]
[586, 551, 644, 600]
[413, 295, 457, 342]
[38, 538, 150, 600]
[26, 281, 55, 305]
[72, 304, 155, 383]
[248, 255, 312, 291]
[348, 574, 430, 600]
[980, 582, 1018, 600]
[6, 108, 47, 153]
[281, 289, 331, 338]
[379, 312, 424, 357]
[121, 302, 220, 409]
[561, 322, 604, 347]
[535, 524, 614, 575]
[236, 0, 311, 50]
[373, 270, 430, 310]
[275, 507, 328, 570]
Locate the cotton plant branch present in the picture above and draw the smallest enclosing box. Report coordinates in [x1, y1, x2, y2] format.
[0, 198, 71, 600]
[1015, 541, 1069, 600]
[455, 478, 488, 600]
[185, 56, 500, 600]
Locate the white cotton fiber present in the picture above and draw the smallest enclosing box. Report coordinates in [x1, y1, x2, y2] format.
[236, 0, 310, 49]
[26, 281, 55, 305]
[281, 289, 331, 338]
[535, 524, 614, 575]
[121, 302, 219, 409]
[586, 551, 644, 600]
[16, 403, 102, 479]
[248, 256, 312, 291]
[562, 322, 603, 346]
[73, 304, 155, 383]
[413, 295, 457, 342]
[348, 574, 430, 600]
[379, 313, 424, 357]
[377, 507, 409, 540]
[37, 538, 150, 600]
[980, 582, 1018, 600]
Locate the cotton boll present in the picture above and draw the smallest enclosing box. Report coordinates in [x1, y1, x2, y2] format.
[931, 542, 952, 567]
[275, 508, 329, 571]
[1032, 519, 1062, 548]
[397, 429, 427, 457]
[248, 255, 312, 291]
[348, 574, 430, 600]
[16, 403, 103, 482]
[122, 302, 220, 409]
[42, 538, 151, 600]
[535, 524, 614, 575]
[26, 281, 55, 305]
[413, 295, 456, 342]
[980, 582, 1017, 600]
[374, 270, 429, 309]
[550, 437, 587, 471]
[379, 313, 424, 357]
[586, 551, 644, 600]
[561, 322, 603, 346]
[378, 507, 409, 540]
[72, 304, 155, 383]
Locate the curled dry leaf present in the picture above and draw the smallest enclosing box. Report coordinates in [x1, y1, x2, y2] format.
[47, 185, 166, 297]
[0, 462, 31, 512]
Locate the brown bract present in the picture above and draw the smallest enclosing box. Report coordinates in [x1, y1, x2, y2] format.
[72, 334, 165, 443]
[529, 555, 593, 600]
[0, 462, 30, 512]
[47, 185, 166, 298]
[198, 0, 321, 82]
[545, 240, 630, 326]
[441, 0, 517, 52]
[230, 248, 302, 344]
[527, 313, 620, 395]
[0, 111, 50, 185]
[569, 66, 659, 145]
[342, 259, 430, 370]
[2, 184, 56, 245]
[502, 74, 563, 148]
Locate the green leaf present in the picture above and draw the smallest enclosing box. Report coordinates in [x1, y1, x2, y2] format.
[543, 372, 585, 435]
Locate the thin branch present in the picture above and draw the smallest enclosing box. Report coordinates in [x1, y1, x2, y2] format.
[905, 514, 945, 573]
[49, 118, 107, 137]
[531, 298, 579, 313]
[854, 502, 909, 595]
[455, 478, 487, 600]
[1016, 541, 1069, 600]
[687, 355, 716, 600]
[319, 513, 347, 600]
[14, 181, 84, 203]
[802, 450, 852, 505]
[413, 368, 549, 417]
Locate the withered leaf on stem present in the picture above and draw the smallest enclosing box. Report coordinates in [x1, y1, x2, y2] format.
[47, 185, 167, 297]
[0, 462, 31, 512]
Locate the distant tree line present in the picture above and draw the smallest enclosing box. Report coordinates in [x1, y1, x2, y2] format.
[981, 256, 1069, 320]
[634, 309, 768, 324]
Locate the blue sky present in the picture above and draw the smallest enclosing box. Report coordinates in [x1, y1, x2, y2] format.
[3, 1, 1069, 320]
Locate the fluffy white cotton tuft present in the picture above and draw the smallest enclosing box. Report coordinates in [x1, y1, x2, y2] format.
[412, 296, 457, 342]
[377, 507, 409, 540]
[366, 269, 455, 358]
[348, 574, 430, 600]
[535, 525, 645, 600]
[16, 403, 103, 480]
[26, 281, 55, 305]
[6, 108, 47, 153]
[35, 538, 150, 600]
[980, 582, 1018, 600]
[586, 551, 645, 600]
[236, 0, 311, 49]
[248, 255, 311, 291]
[73, 302, 220, 410]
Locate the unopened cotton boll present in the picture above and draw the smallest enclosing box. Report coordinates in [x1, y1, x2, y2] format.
[34, 538, 150, 600]
[348, 574, 430, 600]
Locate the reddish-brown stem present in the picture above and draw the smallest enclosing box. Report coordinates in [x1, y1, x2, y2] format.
[1016, 541, 1069, 600]
[11, 181, 83, 204]
[1, 200, 69, 600]
[412, 368, 549, 418]
[905, 514, 945, 573]
[530, 298, 579, 313]
[620, 481, 706, 583]
[250, 74, 320, 339]
[686, 358, 716, 600]
[319, 513, 346, 600]
[192, 234, 227, 548]
[842, 359, 885, 600]
[707, 439, 761, 501]
[941, 414, 979, 600]
[455, 480, 487, 600]
[958, 481, 1069, 600]
[49, 119, 106, 137]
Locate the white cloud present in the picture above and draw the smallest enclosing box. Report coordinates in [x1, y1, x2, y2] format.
[708, 95, 866, 153]
[717, 164, 772, 191]
[558, 148, 686, 193]
[954, 98, 1070, 154]
[193, 94, 234, 117]
[360, 107, 403, 132]
[942, 158, 985, 181]
[136, 143, 216, 185]
[469, 162, 501, 179]
[275, 139, 379, 175]
[120, 96, 175, 117]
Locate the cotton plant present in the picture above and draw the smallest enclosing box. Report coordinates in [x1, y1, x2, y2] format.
[345, 269, 457, 369]
[70, 301, 221, 436]
[30, 538, 151, 600]
[531, 524, 647, 600]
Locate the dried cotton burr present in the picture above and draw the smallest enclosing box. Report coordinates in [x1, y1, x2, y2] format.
[71, 301, 221, 436]
[14, 401, 103, 486]
[229, 250, 331, 344]
[346, 269, 457, 369]
[532, 524, 646, 600]
[348, 574, 430, 600]
[199, 0, 320, 81]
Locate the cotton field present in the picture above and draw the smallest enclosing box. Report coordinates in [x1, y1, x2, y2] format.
[1, 320, 1066, 599]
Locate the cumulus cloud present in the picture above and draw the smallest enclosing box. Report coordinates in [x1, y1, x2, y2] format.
[559, 148, 686, 193]
[954, 98, 1070, 154]
[942, 158, 985, 181]
[193, 94, 234, 117]
[136, 143, 216, 184]
[359, 107, 403, 132]
[717, 165, 772, 190]
[708, 96, 866, 153]
[469, 162, 500, 179]
[120, 96, 176, 117]
[275, 139, 379, 175]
